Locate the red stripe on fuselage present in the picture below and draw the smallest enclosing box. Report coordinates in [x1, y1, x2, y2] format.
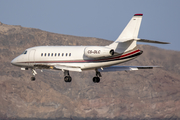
[20, 49, 141, 64]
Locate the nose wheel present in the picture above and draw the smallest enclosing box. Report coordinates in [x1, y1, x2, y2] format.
[93, 69, 101, 83]
[31, 76, 36, 81]
[31, 69, 37, 81]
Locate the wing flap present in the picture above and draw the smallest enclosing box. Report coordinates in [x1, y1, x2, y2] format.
[34, 64, 82, 72]
[98, 66, 160, 72]
[54, 65, 82, 72]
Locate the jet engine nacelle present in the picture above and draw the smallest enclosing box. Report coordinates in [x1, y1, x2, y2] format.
[84, 46, 114, 58]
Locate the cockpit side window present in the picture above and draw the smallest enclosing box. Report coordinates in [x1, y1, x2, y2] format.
[23, 50, 27, 54]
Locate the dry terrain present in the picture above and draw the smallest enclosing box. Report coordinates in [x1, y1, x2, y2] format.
[0, 22, 180, 119]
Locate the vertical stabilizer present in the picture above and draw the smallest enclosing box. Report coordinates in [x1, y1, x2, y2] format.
[108, 14, 143, 53]
[116, 14, 143, 42]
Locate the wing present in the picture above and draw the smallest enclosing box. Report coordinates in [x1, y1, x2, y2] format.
[34, 64, 82, 72]
[98, 66, 160, 72]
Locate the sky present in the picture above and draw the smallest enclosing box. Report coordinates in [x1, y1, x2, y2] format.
[0, 0, 180, 51]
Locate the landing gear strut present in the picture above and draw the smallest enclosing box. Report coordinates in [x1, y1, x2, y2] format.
[31, 69, 37, 81]
[93, 69, 101, 83]
[64, 70, 72, 82]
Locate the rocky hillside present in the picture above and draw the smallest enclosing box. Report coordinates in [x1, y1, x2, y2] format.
[0, 22, 180, 120]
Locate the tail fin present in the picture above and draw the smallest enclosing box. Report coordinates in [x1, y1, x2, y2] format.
[108, 14, 143, 53]
[107, 14, 169, 53]
[115, 14, 143, 42]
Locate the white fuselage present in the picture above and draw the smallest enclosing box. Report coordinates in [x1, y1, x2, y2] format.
[11, 46, 142, 71]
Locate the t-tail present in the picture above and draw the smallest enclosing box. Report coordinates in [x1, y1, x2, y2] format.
[108, 14, 169, 54]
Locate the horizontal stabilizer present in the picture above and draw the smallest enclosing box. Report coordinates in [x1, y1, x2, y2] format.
[98, 66, 160, 72]
[136, 39, 170, 44]
[115, 38, 169, 44]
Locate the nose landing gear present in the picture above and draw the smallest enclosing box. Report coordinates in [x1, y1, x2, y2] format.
[31, 69, 37, 81]
[31, 76, 36, 81]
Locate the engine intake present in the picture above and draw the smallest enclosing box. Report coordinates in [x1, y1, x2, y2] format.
[84, 46, 114, 58]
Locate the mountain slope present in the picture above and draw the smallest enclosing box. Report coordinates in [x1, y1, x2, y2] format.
[0, 22, 180, 119]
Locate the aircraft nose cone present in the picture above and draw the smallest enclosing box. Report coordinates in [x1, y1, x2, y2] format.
[11, 57, 18, 66]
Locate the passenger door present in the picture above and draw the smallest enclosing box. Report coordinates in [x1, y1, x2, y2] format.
[28, 49, 36, 66]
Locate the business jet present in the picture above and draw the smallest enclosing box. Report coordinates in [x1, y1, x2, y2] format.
[11, 14, 169, 83]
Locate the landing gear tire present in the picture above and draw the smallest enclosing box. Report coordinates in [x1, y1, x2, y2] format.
[93, 77, 100, 83]
[31, 69, 37, 81]
[92, 69, 101, 83]
[64, 76, 72, 82]
[63, 70, 72, 82]
[31, 76, 36, 81]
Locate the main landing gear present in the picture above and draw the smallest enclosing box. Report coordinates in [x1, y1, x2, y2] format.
[93, 69, 101, 83]
[64, 70, 72, 82]
[29, 69, 101, 83]
[31, 69, 37, 81]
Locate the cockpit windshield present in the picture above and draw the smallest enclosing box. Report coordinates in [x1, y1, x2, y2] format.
[22, 50, 27, 54]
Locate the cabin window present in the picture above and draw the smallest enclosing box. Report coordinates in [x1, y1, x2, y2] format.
[66, 53, 68, 56]
[48, 53, 50, 56]
[41, 53, 43, 56]
[45, 53, 46, 56]
[62, 53, 64, 56]
[69, 53, 71, 56]
[58, 53, 60, 56]
[55, 53, 57, 56]
[23, 50, 27, 54]
[51, 53, 53, 56]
